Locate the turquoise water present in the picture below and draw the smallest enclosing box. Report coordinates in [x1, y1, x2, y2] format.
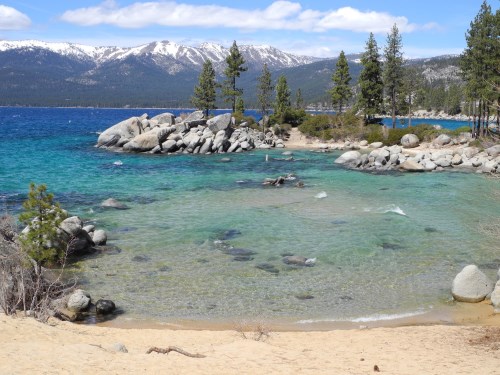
[1, 107, 498, 326]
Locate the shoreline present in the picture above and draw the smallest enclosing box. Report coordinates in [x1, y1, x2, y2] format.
[84, 299, 500, 332]
[1, 303, 499, 374]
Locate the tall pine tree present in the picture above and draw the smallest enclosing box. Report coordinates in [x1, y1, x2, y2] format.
[274, 75, 291, 124]
[222, 41, 247, 113]
[329, 51, 352, 113]
[357, 33, 383, 123]
[460, 1, 498, 137]
[257, 63, 274, 128]
[383, 24, 404, 128]
[191, 59, 217, 117]
[295, 88, 304, 109]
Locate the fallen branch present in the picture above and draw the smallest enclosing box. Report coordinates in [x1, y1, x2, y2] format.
[146, 346, 206, 358]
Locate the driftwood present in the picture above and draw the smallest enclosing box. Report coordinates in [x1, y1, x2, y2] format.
[146, 346, 206, 358]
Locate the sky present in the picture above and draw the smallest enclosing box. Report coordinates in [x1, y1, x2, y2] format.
[0, 1, 496, 58]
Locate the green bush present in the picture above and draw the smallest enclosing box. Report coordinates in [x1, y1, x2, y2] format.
[19, 183, 67, 266]
[298, 114, 334, 139]
[270, 108, 307, 127]
[274, 123, 292, 138]
[364, 125, 384, 144]
[233, 112, 255, 127]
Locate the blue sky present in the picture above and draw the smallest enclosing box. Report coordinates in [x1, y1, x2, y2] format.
[0, 1, 496, 58]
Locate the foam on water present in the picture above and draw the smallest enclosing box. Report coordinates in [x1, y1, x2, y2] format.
[315, 191, 328, 199]
[297, 310, 427, 324]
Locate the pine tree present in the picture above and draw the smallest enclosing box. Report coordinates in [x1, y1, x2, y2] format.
[460, 1, 498, 137]
[257, 63, 274, 128]
[274, 75, 291, 124]
[329, 51, 352, 113]
[399, 66, 423, 127]
[295, 88, 304, 109]
[235, 97, 245, 114]
[191, 59, 217, 117]
[222, 41, 247, 112]
[383, 24, 404, 128]
[357, 33, 383, 123]
[19, 183, 67, 266]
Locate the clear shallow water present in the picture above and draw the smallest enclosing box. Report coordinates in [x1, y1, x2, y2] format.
[1, 107, 498, 326]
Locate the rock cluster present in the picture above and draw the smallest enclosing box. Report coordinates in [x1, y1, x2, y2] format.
[21, 214, 107, 257]
[97, 111, 284, 154]
[54, 288, 116, 322]
[451, 264, 500, 314]
[334, 134, 500, 173]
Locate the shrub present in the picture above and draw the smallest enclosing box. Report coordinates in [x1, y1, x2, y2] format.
[270, 108, 307, 127]
[19, 183, 67, 266]
[298, 114, 334, 139]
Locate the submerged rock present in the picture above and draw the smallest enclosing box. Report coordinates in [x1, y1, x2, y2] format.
[101, 198, 129, 210]
[255, 263, 279, 274]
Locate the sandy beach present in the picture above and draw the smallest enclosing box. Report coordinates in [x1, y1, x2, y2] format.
[1, 304, 499, 375]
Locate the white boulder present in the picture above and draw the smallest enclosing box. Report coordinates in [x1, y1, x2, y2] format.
[451, 265, 494, 303]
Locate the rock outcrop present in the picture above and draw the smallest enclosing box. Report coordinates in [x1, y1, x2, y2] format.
[97, 111, 283, 154]
[333, 133, 499, 174]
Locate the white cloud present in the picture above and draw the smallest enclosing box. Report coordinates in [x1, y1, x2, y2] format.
[60, 1, 428, 34]
[0, 5, 31, 30]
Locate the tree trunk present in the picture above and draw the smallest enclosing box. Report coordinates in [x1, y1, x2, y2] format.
[391, 88, 396, 129]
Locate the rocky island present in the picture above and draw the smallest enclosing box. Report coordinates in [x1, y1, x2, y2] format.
[96, 110, 284, 154]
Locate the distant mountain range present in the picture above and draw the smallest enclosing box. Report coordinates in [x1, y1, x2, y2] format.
[0, 40, 462, 108]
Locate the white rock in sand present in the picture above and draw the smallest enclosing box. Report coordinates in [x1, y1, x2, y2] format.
[451, 265, 494, 303]
[491, 280, 500, 313]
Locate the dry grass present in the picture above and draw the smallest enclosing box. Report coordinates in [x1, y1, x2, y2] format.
[0, 214, 76, 321]
[235, 320, 271, 341]
[468, 327, 500, 351]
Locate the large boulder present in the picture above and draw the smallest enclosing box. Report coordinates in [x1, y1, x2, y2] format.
[92, 229, 107, 246]
[67, 289, 91, 312]
[183, 111, 204, 123]
[401, 134, 419, 148]
[433, 134, 452, 146]
[207, 113, 232, 133]
[160, 139, 178, 153]
[122, 127, 170, 152]
[60, 216, 83, 237]
[334, 151, 361, 165]
[369, 142, 384, 149]
[451, 265, 494, 303]
[400, 159, 424, 172]
[97, 117, 144, 147]
[486, 145, 500, 158]
[150, 112, 175, 125]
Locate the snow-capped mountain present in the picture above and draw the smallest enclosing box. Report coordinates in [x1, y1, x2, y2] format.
[0, 39, 319, 72]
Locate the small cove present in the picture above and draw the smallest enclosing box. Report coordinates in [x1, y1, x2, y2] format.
[1, 107, 498, 327]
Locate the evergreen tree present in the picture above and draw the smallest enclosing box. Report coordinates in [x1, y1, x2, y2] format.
[329, 51, 352, 113]
[235, 97, 245, 114]
[222, 41, 247, 112]
[191, 59, 217, 117]
[295, 88, 304, 109]
[383, 24, 404, 128]
[274, 75, 291, 124]
[19, 183, 67, 266]
[257, 63, 274, 128]
[357, 33, 383, 123]
[399, 66, 423, 127]
[460, 1, 499, 137]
